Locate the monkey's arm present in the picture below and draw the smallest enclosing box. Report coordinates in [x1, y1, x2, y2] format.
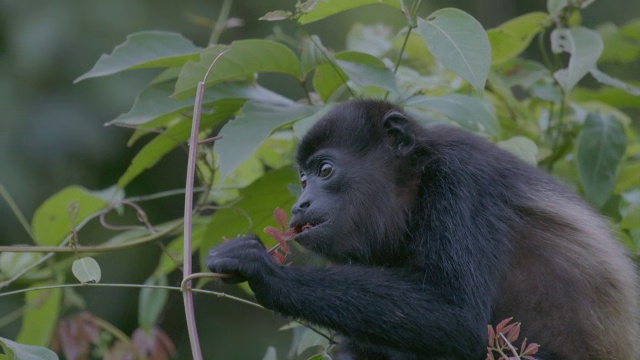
[206, 236, 489, 358]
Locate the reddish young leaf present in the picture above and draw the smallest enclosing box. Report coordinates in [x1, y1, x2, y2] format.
[487, 325, 496, 345]
[522, 342, 540, 355]
[486, 348, 495, 360]
[264, 208, 297, 263]
[273, 207, 288, 230]
[51, 311, 100, 360]
[495, 317, 513, 334]
[505, 322, 520, 343]
[131, 327, 177, 360]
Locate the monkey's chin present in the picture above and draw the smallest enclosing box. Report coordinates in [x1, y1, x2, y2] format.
[293, 223, 328, 248]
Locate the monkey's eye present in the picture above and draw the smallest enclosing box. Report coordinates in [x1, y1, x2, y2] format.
[319, 163, 333, 178]
[300, 173, 308, 188]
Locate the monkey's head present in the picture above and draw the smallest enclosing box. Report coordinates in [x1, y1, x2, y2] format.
[290, 100, 422, 264]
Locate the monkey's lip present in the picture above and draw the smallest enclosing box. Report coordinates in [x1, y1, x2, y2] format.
[291, 220, 326, 235]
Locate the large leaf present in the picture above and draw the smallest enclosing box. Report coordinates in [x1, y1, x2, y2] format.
[32, 186, 111, 246]
[346, 23, 394, 57]
[139, 276, 169, 331]
[312, 51, 397, 101]
[616, 163, 640, 193]
[406, 94, 499, 135]
[298, 0, 401, 24]
[589, 68, 640, 96]
[576, 113, 627, 208]
[597, 23, 640, 63]
[117, 99, 244, 188]
[313, 63, 347, 102]
[416, 8, 491, 92]
[75, 31, 200, 82]
[488, 12, 547, 65]
[200, 167, 299, 268]
[335, 52, 397, 92]
[109, 82, 291, 126]
[301, 36, 331, 78]
[173, 40, 301, 98]
[215, 101, 315, 183]
[497, 136, 539, 164]
[551, 27, 603, 93]
[0, 337, 58, 360]
[16, 283, 62, 346]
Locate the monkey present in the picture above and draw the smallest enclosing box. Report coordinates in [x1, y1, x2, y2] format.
[207, 99, 639, 359]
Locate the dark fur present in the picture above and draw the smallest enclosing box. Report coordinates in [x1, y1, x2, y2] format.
[207, 100, 639, 359]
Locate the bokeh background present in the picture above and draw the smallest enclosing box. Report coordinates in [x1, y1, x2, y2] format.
[1, 0, 638, 358]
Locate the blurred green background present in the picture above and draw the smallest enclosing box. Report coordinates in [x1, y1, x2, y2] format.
[0, 0, 638, 358]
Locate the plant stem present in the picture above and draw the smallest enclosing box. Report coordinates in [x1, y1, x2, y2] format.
[182, 50, 228, 360]
[210, 0, 232, 45]
[0, 183, 36, 242]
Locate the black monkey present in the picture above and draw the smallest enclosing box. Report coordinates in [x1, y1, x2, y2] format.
[207, 100, 639, 359]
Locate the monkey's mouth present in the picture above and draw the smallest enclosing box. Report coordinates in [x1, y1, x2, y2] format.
[292, 221, 325, 235]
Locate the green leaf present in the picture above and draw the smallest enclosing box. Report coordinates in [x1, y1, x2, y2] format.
[200, 167, 299, 268]
[406, 94, 499, 135]
[293, 104, 336, 139]
[72, 257, 101, 283]
[551, 27, 603, 93]
[139, 276, 169, 331]
[298, 0, 402, 24]
[572, 85, 640, 109]
[16, 283, 62, 346]
[75, 31, 200, 82]
[497, 136, 539, 164]
[495, 59, 550, 89]
[155, 224, 206, 276]
[173, 40, 301, 98]
[615, 163, 640, 193]
[576, 113, 627, 208]
[313, 63, 347, 102]
[296, 327, 330, 355]
[301, 36, 330, 78]
[597, 23, 640, 63]
[620, 204, 640, 230]
[32, 186, 110, 246]
[620, 18, 640, 40]
[334, 51, 397, 92]
[0, 252, 42, 278]
[416, 8, 491, 92]
[346, 23, 394, 57]
[109, 82, 291, 126]
[589, 68, 640, 96]
[261, 347, 278, 360]
[0, 337, 59, 360]
[260, 10, 293, 21]
[117, 99, 244, 188]
[547, 0, 568, 19]
[311, 51, 397, 101]
[487, 12, 547, 65]
[257, 132, 297, 169]
[214, 101, 315, 183]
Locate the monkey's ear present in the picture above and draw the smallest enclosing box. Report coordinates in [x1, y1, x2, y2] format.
[383, 110, 415, 155]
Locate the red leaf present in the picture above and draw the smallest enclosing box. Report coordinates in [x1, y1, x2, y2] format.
[505, 322, 520, 342]
[131, 327, 176, 360]
[52, 311, 100, 360]
[522, 342, 540, 355]
[273, 208, 288, 230]
[487, 325, 495, 345]
[495, 317, 513, 334]
[271, 251, 287, 265]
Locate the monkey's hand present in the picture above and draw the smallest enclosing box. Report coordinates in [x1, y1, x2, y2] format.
[206, 234, 280, 284]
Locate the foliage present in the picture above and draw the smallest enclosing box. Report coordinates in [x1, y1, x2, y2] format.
[1, 0, 639, 359]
